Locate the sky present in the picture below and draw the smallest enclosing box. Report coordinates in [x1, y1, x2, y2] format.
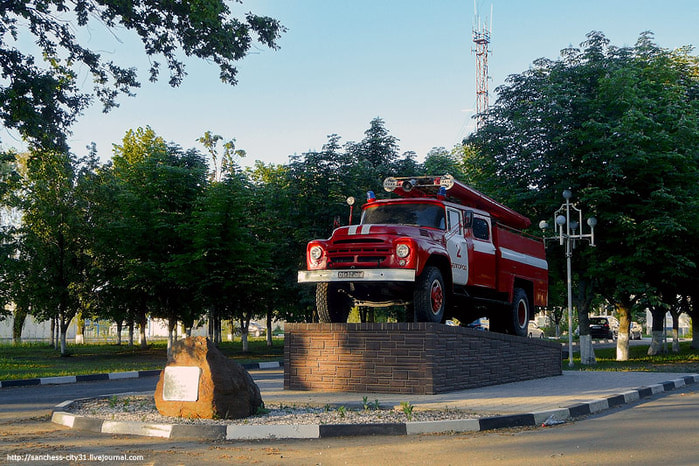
[10, 0, 699, 168]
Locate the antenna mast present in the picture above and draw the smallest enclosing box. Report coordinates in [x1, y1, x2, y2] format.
[472, 3, 492, 129]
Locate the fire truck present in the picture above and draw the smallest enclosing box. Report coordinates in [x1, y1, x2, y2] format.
[297, 175, 548, 337]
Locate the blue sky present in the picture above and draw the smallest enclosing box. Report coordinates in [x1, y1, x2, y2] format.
[58, 1, 699, 167]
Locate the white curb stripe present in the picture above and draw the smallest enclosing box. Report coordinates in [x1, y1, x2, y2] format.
[649, 384, 665, 394]
[40, 376, 77, 385]
[406, 419, 481, 434]
[108, 371, 140, 380]
[226, 424, 319, 440]
[102, 421, 172, 438]
[257, 361, 281, 369]
[621, 390, 641, 403]
[587, 399, 610, 413]
[531, 408, 571, 425]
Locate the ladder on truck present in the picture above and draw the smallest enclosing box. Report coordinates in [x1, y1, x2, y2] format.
[382, 174, 531, 230]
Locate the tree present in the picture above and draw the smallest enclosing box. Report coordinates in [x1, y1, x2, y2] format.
[106, 127, 207, 351]
[0, 1, 284, 150]
[184, 171, 254, 345]
[347, 117, 400, 170]
[422, 146, 467, 179]
[10, 149, 95, 355]
[248, 161, 301, 340]
[466, 31, 699, 361]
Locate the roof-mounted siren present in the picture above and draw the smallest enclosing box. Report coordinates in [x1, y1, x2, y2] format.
[383, 176, 432, 197]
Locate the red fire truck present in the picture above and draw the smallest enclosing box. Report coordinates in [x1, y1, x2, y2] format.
[297, 175, 548, 337]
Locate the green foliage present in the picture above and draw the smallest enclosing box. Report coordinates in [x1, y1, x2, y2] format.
[0, 1, 284, 151]
[4, 149, 102, 353]
[400, 401, 414, 421]
[362, 396, 381, 411]
[466, 31, 699, 314]
[337, 405, 346, 418]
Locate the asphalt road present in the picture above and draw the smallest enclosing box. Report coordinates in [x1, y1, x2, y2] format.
[0, 377, 157, 416]
[1, 379, 697, 465]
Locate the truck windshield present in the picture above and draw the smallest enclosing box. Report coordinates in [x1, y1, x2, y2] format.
[361, 203, 446, 229]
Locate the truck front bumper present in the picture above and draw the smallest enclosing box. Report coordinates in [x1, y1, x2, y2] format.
[298, 269, 416, 283]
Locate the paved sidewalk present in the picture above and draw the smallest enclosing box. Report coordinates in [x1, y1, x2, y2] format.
[257, 369, 697, 415]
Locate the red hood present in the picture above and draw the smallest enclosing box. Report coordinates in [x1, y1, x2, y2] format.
[332, 224, 442, 241]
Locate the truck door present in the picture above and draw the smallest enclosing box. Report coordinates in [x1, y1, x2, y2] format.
[446, 208, 469, 286]
[470, 214, 496, 288]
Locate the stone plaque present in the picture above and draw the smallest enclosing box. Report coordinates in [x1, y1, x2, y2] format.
[162, 366, 201, 401]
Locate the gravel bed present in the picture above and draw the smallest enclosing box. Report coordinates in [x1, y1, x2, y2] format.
[68, 395, 480, 425]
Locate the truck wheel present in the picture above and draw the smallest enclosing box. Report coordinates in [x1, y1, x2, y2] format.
[413, 266, 446, 323]
[508, 288, 529, 337]
[316, 283, 352, 323]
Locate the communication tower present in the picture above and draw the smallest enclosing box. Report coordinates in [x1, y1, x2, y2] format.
[472, 4, 492, 128]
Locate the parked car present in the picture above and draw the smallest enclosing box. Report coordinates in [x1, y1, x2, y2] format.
[589, 316, 615, 339]
[466, 318, 489, 331]
[527, 321, 544, 338]
[630, 321, 643, 340]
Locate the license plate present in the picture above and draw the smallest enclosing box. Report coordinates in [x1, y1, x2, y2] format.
[337, 271, 364, 279]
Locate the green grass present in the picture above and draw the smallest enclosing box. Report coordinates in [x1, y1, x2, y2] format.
[574, 341, 699, 373]
[0, 338, 284, 381]
[2, 337, 697, 381]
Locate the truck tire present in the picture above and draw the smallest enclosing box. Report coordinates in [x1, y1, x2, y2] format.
[413, 266, 446, 323]
[316, 283, 352, 323]
[508, 288, 530, 337]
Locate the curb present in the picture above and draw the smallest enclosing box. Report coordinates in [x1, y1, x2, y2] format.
[0, 361, 283, 389]
[51, 373, 699, 441]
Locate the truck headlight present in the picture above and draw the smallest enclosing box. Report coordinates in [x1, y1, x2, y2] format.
[396, 243, 410, 258]
[310, 246, 323, 261]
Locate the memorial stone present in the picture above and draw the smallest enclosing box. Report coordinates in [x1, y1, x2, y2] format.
[154, 336, 263, 419]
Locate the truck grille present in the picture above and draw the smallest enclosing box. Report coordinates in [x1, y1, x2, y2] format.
[327, 242, 391, 268]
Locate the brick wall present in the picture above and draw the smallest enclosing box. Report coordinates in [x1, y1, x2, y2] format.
[284, 323, 562, 395]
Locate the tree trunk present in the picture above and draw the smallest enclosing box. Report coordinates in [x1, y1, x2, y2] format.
[75, 312, 85, 344]
[579, 334, 596, 365]
[59, 311, 71, 356]
[266, 311, 273, 347]
[60, 324, 67, 355]
[116, 320, 123, 345]
[690, 292, 699, 350]
[241, 329, 249, 352]
[647, 306, 667, 356]
[240, 317, 250, 352]
[12, 306, 28, 345]
[577, 310, 596, 365]
[209, 306, 223, 344]
[139, 310, 148, 349]
[167, 317, 177, 359]
[50, 317, 56, 347]
[615, 302, 631, 361]
[128, 319, 134, 346]
[207, 308, 215, 341]
[575, 279, 596, 365]
[670, 309, 680, 353]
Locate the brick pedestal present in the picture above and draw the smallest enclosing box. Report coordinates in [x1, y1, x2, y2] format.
[284, 323, 562, 394]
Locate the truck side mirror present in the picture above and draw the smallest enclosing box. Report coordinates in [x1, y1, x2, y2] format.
[463, 211, 473, 228]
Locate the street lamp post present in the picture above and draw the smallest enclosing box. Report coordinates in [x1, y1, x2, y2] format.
[539, 189, 597, 368]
